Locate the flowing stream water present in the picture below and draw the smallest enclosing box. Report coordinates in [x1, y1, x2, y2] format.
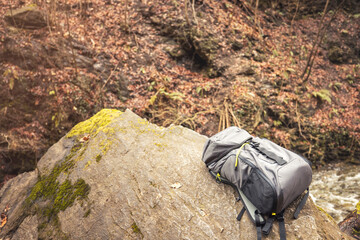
[310, 163, 360, 223]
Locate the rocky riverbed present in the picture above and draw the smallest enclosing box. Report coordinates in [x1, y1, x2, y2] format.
[311, 163, 360, 223]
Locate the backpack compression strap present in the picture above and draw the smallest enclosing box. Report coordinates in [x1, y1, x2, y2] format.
[294, 188, 310, 219]
[237, 207, 246, 221]
[250, 141, 286, 165]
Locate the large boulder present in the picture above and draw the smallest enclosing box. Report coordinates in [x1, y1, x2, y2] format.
[0, 109, 352, 239]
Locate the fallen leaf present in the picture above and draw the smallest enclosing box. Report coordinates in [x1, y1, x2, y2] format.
[170, 182, 182, 189]
[80, 134, 90, 142]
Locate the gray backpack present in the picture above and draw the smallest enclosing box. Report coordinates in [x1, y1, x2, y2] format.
[202, 127, 312, 240]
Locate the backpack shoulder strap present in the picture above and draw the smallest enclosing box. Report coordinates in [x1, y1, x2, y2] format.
[277, 211, 287, 240]
[237, 207, 246, 221]
[255, 210, 263, 240]
[237, 207, 264, 240]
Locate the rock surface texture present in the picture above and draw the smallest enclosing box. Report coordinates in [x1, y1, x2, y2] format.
[0, 109, 353, 239]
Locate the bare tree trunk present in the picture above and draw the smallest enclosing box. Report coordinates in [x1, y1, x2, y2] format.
[124, 0, 129, 31]
[254, 0, 259, 26]
[300, 0, 329, 82]
[184, 0, 190, 26]
[301, 0, 345, 83]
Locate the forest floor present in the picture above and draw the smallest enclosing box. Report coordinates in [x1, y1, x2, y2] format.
[0, 0, 359, 185]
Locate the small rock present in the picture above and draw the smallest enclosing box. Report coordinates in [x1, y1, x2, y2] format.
[150, 16, 161, 25]
[93, 62, 105, 72]
[231, 40, 243, 51]
[243, 67, 255, 76]
[252, 50, 266, 62]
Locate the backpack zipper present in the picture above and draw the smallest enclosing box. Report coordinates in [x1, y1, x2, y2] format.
[235, 142, 249, 169]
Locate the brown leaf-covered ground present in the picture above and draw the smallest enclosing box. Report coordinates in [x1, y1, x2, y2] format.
[0, 0, 359, 186]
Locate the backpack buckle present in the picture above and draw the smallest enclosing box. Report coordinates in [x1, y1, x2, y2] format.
[250, 141, 260, 148]
[215, 173, 222, 183]
[276, 213, 284, 222]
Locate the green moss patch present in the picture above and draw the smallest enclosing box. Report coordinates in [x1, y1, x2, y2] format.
[25, 140, 91, 238]
[131, 222, 141, 234]
[27, 160, 76, 204]
[27, 174, 90, 218]
[26, 141, 90, 213]
[26, 173, 90, 238]
[54, 179, 90, 212]
[83, 209, 91, 218]
[23, 109, 126, 236]
[95, 153, 102, 163]
[66, 109, 124, 166]
[67, 109, 122, 138]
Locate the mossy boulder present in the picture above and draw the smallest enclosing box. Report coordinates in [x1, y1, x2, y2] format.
[328, 45, 351, 64]
[0, 109, 353, 239]
[339, 201, 360, 239]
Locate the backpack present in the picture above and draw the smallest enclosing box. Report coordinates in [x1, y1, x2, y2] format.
[202, 127, 312, 240]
